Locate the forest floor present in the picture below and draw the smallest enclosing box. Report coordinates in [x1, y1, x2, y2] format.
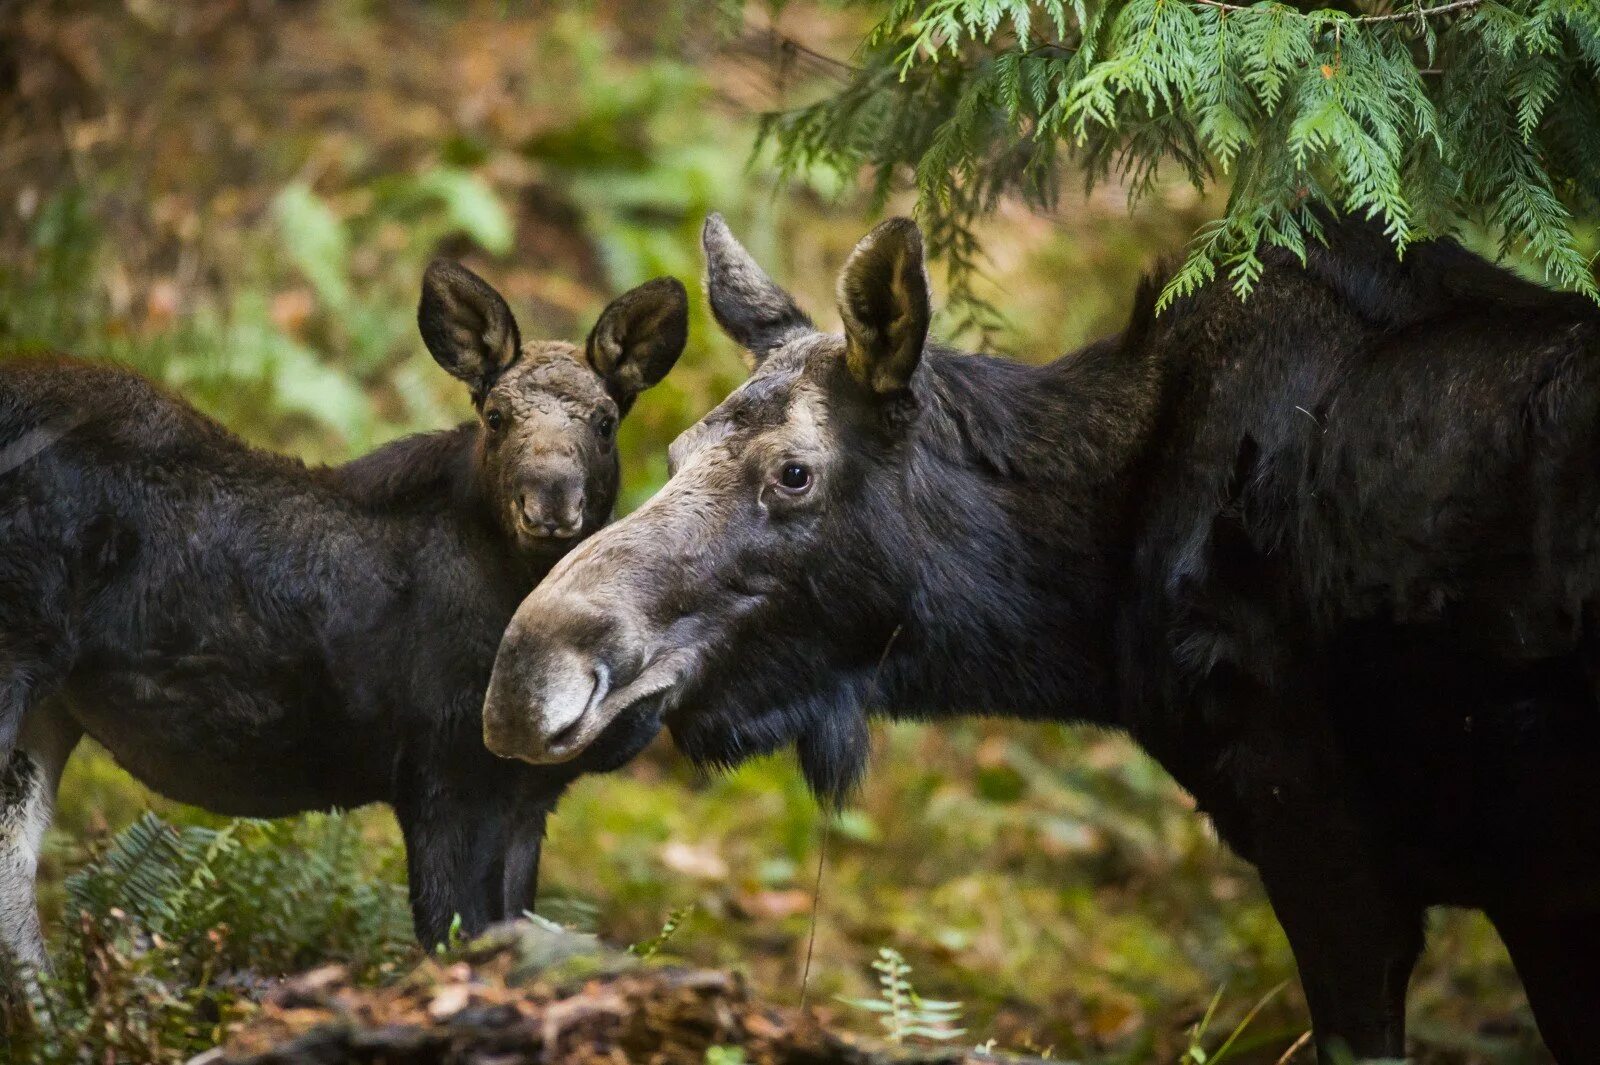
[201, 923, 1045, 1065]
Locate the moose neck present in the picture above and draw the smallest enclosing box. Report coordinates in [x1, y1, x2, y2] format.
[882, 331, 1159, 730]
[335, 423, 484, 511]
[333, 422, 534, 569]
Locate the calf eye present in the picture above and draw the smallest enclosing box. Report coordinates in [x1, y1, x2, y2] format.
[777, 462, 812, 493]
[596, 414, 617, 440]
[485, 409, 505, 433]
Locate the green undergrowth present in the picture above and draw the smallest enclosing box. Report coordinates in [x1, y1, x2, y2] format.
[10, 810, 412, 1064]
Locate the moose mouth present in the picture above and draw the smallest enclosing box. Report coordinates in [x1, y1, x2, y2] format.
[513, 514, 582, 548]
[494, 646, 697, 765]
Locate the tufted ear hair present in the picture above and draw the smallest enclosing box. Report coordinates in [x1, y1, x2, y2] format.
[586, 277, 690, 413]
[702, 213, 812, 367]
[418, 259, 523, 403]
[837, 218, 930, 396]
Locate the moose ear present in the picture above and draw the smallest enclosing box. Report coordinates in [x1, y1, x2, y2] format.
[418, 259, 522, 402]
[702, 213, 811, 367]
[586, 277, 689, 412]
[837, 218, 930, 396]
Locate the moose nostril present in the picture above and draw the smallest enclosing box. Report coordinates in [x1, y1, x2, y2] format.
[517, 481, 585, 539]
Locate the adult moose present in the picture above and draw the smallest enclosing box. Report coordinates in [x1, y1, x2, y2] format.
[0, 260, 686, 968]
[485, 214, 1600, 1061]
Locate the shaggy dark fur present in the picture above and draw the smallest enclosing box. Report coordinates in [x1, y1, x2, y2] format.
[0, 260, 686, 965]
[488, 215, 1600, 1061]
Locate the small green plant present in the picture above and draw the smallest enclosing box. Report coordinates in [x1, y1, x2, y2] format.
[1180, 980, 1289, 1065]
[840, 947, 966, 1045]
[436, 912, 466, 955]
[628, 904, 695, 960]
[704, 1046, 747, 1065]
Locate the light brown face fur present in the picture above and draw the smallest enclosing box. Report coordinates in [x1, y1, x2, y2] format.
[478, 342, 620, 551]
[416, 258, 689, 559]
[531, 338, 841, 627]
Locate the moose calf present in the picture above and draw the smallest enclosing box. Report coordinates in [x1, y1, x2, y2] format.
[0, 260, 686, 966]
[487, 215, 1600, 1062]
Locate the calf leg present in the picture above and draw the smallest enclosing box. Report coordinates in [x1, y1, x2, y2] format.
[1489, 908, 1600, 1063]
[500, 806, 549, 922]
[0, 706, 79, 972]
[396, 793, 504, 948]
[0, 752, 51, 971]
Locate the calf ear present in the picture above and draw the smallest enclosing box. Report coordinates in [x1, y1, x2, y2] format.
[837, 218, 930, 396]
[418, 259, 523, 403]
[586, 277, 689, 412]
[702, 213, 811, 367]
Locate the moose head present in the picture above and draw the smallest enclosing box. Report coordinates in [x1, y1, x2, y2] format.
[476, 215, 1112, 795]
[418, 259, 689, 554]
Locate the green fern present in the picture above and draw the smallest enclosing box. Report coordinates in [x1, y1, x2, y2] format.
[628, 904, 695, 959]
[840, 947, 967, 1045]
[63, 813, 242, 937]
[16, 812, 413, 1065]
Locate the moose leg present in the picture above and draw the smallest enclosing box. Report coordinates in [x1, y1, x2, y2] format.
[500, 805, 549, 922]
[0, 752, 51, 971]
[396, 792, 503, 948]
[1258, 866, 1422, 1061]
[1206, 733, 1422, 1060]
[0, 706, 79, 972]
[0, 655, 54, 765]
[1489, 907, 1600, 1063]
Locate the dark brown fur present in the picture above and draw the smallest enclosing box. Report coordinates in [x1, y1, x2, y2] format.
[0, 261, 687, 965]
[486, 215, 1600, 1061]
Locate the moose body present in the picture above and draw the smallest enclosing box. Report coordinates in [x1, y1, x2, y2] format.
[486, 216, 1600, 1060]
[0, 260, 687, 966]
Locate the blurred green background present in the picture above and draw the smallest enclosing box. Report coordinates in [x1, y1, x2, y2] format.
[0, 2, 1546, 1062]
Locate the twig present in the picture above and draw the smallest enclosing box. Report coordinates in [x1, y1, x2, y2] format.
[1275, 1029, 1314, 1063]
[798, 625, 903, 1012]
[772, 29, 859, 74]
[797, 811, 831, 1013]
[746, 23, 860, 77]
[1192, 0, 1484, 23]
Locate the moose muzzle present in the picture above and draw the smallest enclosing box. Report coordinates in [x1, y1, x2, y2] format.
[482, 594, 696, 764]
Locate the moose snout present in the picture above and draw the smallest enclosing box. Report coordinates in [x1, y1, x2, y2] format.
[515, 478, 585, 541]
[484, 640, 608, 763]
[483, 604, 631, 764]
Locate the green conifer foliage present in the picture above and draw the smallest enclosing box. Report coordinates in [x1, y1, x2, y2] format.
[758, 0, 1600, 304]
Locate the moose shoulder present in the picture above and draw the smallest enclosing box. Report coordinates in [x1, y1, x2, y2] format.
[486, 215, 1600, 1062]
[0, 260, 687, 966]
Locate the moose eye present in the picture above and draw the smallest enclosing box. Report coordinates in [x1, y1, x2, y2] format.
[596, 414, 617, 440]
[776, 462, 812, 493]
[485, 409, 505, 434]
